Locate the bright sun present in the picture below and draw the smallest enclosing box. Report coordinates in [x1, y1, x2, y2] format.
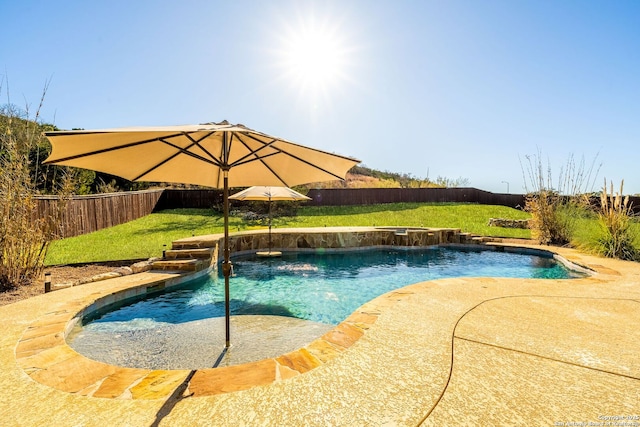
[276, 18, 350, 97]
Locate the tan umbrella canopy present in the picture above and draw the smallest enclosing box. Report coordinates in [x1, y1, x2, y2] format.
[230, 186, 311, 256]
[43, 121, 359, 348]
[43, 121, 357, 187]
[229, 186, 312, 202]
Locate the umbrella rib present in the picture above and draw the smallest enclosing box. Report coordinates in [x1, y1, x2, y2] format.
[172, 131, 223, 165]
[130, 132, 222, 181]
[42, 132, 188, 164]
[182, 132, 224, 165]
[232, 132, 346, 182]
[229, 133, 288, 186]
[239, 130, 358, 162]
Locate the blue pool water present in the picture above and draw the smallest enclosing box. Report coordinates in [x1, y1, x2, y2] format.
[81, 246, 579, 330]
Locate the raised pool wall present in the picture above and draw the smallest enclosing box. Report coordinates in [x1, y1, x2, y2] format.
[173, 227, 494, 269]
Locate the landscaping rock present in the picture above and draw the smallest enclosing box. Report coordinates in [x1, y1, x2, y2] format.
[131, 260, 154, 274]
[113, 266, 133, 276]
[488, 218, 530, 229]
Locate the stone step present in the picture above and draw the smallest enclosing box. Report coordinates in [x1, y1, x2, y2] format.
[472, 236, 493, 243]
[164, 248, 214, 260]
[172, 239, 219, 250]
[151, 259, 207, 272]
[459, 232, 477, 243]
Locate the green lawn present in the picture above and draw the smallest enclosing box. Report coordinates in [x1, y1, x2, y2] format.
[46, 203, 532, 265]
[282, 203, 531, 236]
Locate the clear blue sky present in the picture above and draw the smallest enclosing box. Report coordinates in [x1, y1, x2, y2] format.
[2, 0, 639, 194]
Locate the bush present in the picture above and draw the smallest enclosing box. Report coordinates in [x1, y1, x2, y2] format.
[0, 84, 71, 290]
[525, 190, 565, 245]
[521, 151, 600, 246]
[596, 180, 638, 260]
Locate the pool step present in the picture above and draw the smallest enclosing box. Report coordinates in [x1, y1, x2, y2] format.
[151, 258, 208, 272]
[171, 238, 219, 250]
[164, 248, 214, 260]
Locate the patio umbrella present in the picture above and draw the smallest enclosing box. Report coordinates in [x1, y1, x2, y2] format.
[229, 186, 311, 256]
[43, 120, 359, 348]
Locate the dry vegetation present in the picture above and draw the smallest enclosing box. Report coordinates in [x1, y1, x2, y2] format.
[597, 180, 638, 260]
[0, 83, 73, 292]
[521, 151, 599, 246]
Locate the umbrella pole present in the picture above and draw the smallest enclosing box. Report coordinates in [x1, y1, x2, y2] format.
[222, 170, 231, 348]
[268, 199, 272, 253]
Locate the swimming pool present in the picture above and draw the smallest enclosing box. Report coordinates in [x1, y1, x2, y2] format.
[68, 246, 581, 369]
[80, 246, 578, 327]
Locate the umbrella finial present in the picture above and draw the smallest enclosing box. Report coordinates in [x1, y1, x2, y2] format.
[200, 120, 230, 126]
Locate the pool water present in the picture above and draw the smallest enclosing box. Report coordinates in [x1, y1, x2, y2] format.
[79, 246, 578, 330]
[68, 246, 581, 369]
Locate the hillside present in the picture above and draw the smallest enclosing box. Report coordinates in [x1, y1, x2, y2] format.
[300, 165, 468, 189]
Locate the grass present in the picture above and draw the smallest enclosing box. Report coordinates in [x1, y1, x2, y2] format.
[46, 203, 532, 265]
[47, 209, 242, 265]
[570, 211, 640, 256]
[281, 203, 531, 236]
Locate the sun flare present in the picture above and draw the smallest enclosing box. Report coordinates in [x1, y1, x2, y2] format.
[275, 18, 351, 97]
[283, 30, 344, 87]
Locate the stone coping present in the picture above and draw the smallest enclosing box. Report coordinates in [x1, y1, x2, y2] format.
[3, 228, 640, 425]
[15, 272, 382, 400]
[13, 237, 591, 400]
[16, 246, 467, 399]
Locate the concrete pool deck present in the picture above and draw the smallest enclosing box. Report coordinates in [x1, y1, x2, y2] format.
[1, 240, 639, 426]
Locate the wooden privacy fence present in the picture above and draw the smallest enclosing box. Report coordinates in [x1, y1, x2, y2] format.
[156, 188, 527, 209]
[149, 188, 640, 216]
[154, 189, 222, 210]
[35, 189, 164, 238]
[304, 188, 526, 209]
[34, 188, 640, 238]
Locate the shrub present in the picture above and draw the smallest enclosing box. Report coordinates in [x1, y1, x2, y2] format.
[521, 151, 599, 246]
[596, 180, 638, 261]
[0, 83, 71, 290]
[525, 190, 564, 245]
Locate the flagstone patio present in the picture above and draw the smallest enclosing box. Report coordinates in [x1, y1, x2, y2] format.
[1, 228, 639, 426]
